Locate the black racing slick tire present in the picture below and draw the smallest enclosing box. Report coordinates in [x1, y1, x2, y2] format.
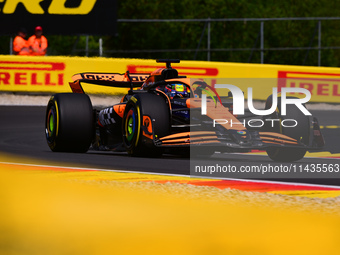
[122, 93, 170, 157]
[45, 93, 94, 153]
[264, 96, 309, 162]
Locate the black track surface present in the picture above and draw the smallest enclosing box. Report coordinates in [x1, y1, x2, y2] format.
[1, 106, 340, 186]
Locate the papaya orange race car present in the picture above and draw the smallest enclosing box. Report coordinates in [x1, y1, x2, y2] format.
[45, 59, 324, 162]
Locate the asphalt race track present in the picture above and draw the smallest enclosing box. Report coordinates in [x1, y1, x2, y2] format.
[1, 106, 340, 185]
[0, 106, 190, 175]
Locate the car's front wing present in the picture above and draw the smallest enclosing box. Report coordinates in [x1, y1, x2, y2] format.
[153, 120, 325, 152]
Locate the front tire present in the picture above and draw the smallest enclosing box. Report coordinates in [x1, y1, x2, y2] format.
[264, 96, 309, 162]
[122, 93, 170, 157]
[45, 93, 94, 153]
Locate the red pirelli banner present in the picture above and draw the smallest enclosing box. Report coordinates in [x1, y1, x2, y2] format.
[278, 70, 340, 100]
[0, 60, 65, 86]
[1, 55, 340, 102]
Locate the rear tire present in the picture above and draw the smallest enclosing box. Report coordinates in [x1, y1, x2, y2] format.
[45, 93, 94, 153]
[122, 93, 170, 157]
[264, 96, 309, 162]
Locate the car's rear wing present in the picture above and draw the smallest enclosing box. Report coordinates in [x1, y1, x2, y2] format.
[69, 71, 150, 93]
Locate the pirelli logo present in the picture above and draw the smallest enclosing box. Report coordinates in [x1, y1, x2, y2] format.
[0, 61, 65, 86]
[278, 71, 340, 97]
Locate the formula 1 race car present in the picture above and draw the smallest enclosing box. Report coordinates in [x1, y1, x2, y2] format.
[45, 59, 325, 162]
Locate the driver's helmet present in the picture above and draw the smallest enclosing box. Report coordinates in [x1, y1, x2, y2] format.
[164, 83, 189, 99]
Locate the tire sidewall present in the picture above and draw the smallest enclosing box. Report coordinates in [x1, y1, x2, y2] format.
[45, 93, 94, 152]
[122, 93, 170, 156]
[264, 95, 309, 162]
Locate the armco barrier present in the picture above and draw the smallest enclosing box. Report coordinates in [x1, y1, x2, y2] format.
[1, 55, 340, 102]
